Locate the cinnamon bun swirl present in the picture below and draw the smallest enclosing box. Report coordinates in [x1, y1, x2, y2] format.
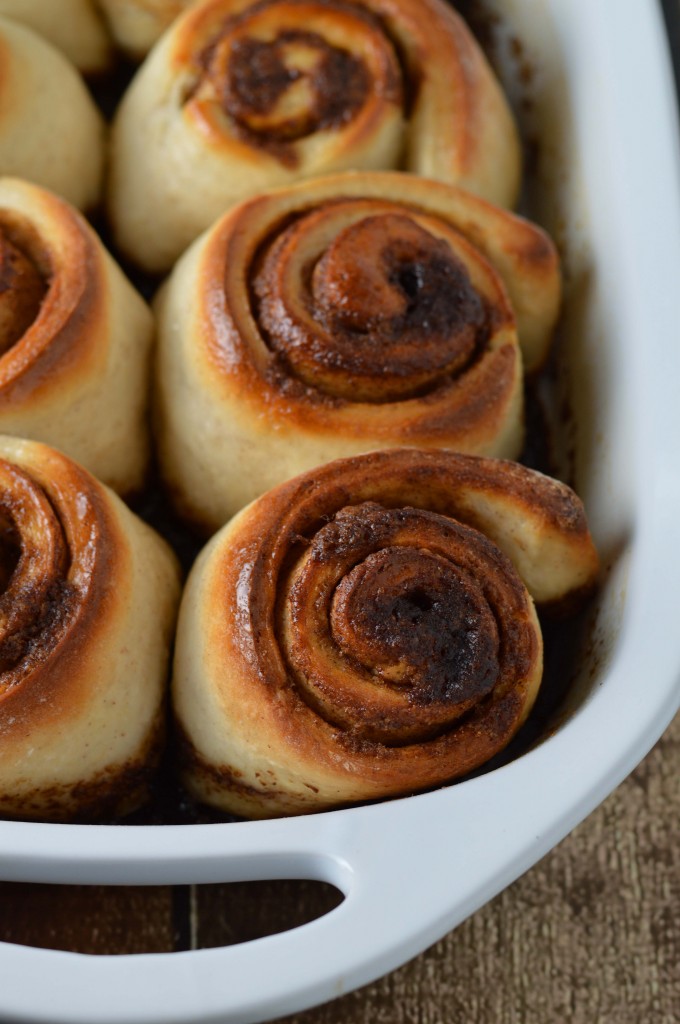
[108, 0, 521, 271]
[0, 178, 154, 495]
[155, 171, 561, 530]
[0, 437, 181, 822]
[172, 448, 599, 818]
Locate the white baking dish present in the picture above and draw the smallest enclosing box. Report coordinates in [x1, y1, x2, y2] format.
[2, 1, 680, 1021]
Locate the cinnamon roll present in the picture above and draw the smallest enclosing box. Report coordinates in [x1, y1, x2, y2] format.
[0, 178, 154, 496]
[0, 18, 105, 211]
[0, 436, 181, 822]
[173, 448, 599, 818]
[155, 171, 561, 530]
[0, 0, 111, 73]
[108, 0, 521, 271]
[98, 0, 194, 58]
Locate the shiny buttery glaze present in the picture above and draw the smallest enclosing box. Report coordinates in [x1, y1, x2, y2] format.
[172, 449, 599, 818]
[253, 210, 493, 400]
[0, 202, 99, 403]
[155, 171, 561, 528]
[187, 0, 401, 165]
[281, 502, 538, 745]
[0, 455, 114, 702]
[174, 0, 515, 182]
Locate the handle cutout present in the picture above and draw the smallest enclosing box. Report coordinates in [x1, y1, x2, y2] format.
[187, 879, 344, 950]
[0, 879, 344, 955]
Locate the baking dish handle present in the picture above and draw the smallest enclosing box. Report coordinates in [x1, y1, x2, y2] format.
[0, 772, 577, 1024]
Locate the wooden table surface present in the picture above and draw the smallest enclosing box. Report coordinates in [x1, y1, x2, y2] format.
[1, 3, 680, 1022]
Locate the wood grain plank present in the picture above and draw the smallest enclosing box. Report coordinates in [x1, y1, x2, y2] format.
[193, 880, 343, 948]
[0, 884, 178, 955]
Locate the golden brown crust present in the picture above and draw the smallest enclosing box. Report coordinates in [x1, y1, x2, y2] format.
[108, 0, 521, 271]
[172, 449, 599, 818]
[0, 179, 153, 495]
[0, 196, 100, 402]
[0, 436, 181, 822]
[155, 171, 560, 530]
[211, 200, 519, 419]
[0, 225, 47, 354]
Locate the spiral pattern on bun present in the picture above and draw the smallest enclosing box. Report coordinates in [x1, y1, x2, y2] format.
[155, 171, 561, 530]
[108, 0, 521, 271]
[0, 178, 154, 495]
[0, 18, 105, 211]
[0, 436, 181, 822]
[172, 448, 599, 818]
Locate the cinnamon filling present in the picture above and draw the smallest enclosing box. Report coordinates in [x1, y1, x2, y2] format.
[189, 0, 403, 162]
[0, 509, 21, 594]
[0, 463, 73, 683]
[280, 502, 536, 745]
[224, 31, 371, 141]
[330, 546, 500, 705]
[0, 226, 48, 356]
[254, 212, 489, 401]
